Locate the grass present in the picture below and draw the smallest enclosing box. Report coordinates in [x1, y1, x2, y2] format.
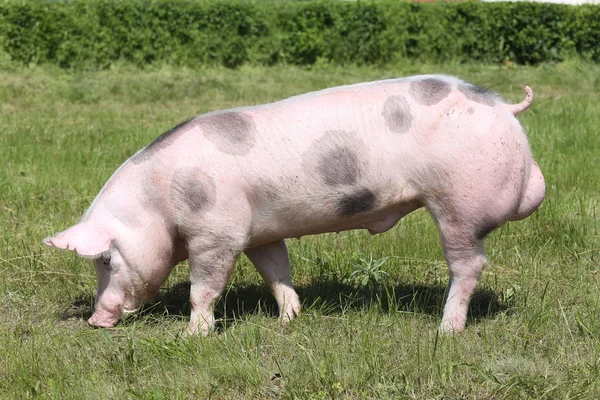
[1, 60, 599, 399]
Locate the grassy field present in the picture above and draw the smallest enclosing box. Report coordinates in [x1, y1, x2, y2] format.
[1, 61, 599, 399]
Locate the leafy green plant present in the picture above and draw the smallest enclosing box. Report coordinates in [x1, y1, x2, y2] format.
[345, 253, 390, 288]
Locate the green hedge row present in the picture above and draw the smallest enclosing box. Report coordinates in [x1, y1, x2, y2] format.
[0, 0, 598, 68]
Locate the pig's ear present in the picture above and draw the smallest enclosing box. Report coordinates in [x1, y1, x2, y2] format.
[43, 222, 111, 258]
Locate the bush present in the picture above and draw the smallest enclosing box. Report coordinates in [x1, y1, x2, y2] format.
[0, 0, 598, 69]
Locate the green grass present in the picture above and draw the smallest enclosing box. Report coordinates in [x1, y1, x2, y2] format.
[1, 61, 599, 399]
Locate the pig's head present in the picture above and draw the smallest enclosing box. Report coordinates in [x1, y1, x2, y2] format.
[88, 250, 147, 327]
[43, 221, 147, 328]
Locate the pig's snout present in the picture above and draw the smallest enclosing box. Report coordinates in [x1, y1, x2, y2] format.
[88, 308, 121, 328]
[513, 161, 545, 221]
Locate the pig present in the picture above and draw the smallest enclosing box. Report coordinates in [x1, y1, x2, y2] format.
[43, 75, 545, 336]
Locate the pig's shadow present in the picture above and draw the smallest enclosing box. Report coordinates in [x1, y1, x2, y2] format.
[61, 280, 508, 330]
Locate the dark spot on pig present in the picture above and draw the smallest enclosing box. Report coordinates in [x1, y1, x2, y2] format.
[170, 168, 217, 214]
[468, 107, 475, 115]
[318, 147, 360, 186]
[303, 131, 368, 188]
[200, 111, 257, 155]
[458, 83, 498, 107]
[337, 188, 376, 217]
[132, 118, 196, 164]
[409, 78, 451, 106]
[382, 95, 413, 133]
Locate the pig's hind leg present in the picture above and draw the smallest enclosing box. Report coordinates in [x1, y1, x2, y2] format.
[245, 240, 301, 321]
[430, 211, 494, 334]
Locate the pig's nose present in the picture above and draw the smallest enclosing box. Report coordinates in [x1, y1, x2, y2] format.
[88, 310, 119, 328]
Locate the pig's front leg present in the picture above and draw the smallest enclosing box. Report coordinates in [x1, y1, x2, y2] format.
[186, 235, 245, 336]
[436, 219, 489, 334]
[245, 240, 301, 321]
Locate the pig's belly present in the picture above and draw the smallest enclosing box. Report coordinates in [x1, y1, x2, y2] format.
[248, 200, 422, 247]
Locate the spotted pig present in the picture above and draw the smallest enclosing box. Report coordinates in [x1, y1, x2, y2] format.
[44, 75, 545, 335]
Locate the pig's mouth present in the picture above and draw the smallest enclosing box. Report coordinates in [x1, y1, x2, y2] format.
[88, 300, 144, 328]
[121, 304, 143, 320]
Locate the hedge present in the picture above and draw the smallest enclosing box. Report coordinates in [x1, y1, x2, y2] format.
[0, 0, 598, 68]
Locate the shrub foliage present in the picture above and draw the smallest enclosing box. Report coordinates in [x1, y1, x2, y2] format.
[0, 0, 598, 68]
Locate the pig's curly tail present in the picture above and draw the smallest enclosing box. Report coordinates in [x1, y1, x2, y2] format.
[507, 86, 533, 116]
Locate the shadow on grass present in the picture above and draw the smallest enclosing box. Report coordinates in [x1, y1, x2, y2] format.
[60, 280, 507, 330]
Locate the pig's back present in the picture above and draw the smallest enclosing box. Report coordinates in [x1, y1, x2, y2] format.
[88, 75, 528, 241]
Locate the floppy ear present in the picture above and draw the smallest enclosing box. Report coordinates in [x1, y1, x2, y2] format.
[43, 222, 111, 257]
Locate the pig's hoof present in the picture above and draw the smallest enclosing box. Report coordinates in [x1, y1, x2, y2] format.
[280, 311, 299, 324]
[438, 320, 465, 336]
[279, 294, 301, 323]
[280, 303, 301, 323]
[183, 324, 211, 338]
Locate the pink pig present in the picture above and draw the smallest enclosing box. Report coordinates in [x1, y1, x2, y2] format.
[44, 75, 545, 335]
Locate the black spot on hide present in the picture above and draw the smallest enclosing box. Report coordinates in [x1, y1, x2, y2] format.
[318, 147, 360, 186]
[337, 188, 376, 217]
[382, 95, 413, 133]
[200, 111, 257, 155]
[302, 131, 368, 189]
[409, 78, 452, 106]
[458, 83, 498, 107]
[170, 168, 217, 214]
